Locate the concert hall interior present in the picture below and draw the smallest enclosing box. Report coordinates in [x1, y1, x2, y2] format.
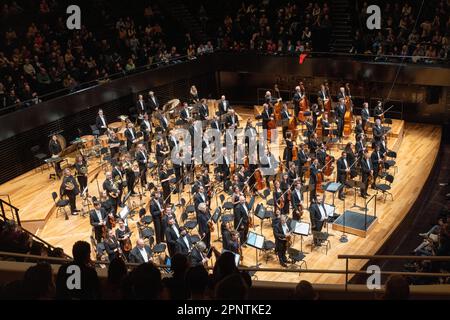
[0, 0, 449, 301]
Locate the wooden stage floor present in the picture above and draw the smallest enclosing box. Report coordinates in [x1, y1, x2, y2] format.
[0, 108, 442, 285]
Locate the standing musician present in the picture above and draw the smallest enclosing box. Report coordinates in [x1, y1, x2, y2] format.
[370, 144, 384, 188]
[124, 122, 138, 151]
[288, 162, 299, 185]
[147, 91, 160, 113]
[360, 151, 373, 198]
[355, 134, 366, 159]
[265, 90, 278, 107]
[218, 95, 230, 116]
[104, 229, 122, 262]
[234, 195, 250, 245]
[372, 118, 384, 143]
[316, 143, 327, 168]
[309, 158, 321, 202]
[361, 102, 370, 133]
[291, 181, 304, 220]
[225, 231, 241, 255]
[244, 119, 257, 153]
[344, 142, 358, 179]
[310, 103, 321, 131]
[155, 138, 170, 165]
[337, 86, 348, 101]
[112, 161, 125, 206]
[337, 151, 350, 200]
[197, 202, 212, 249]
[136, 94, 147, 115]
[173, 150, 185, 191]
[135, 144, 149, 190]
[221, 221, 232, 250]
[49, 134, 63, 178]
[355, 117, 364, 137]
[159, 111, 170, 133]
[74, 154, 88, 194]
[261, 103, 273, 131]
[304, 116, 315, 140]
[318, 83, 329, 107]
[210, 115, 222, 131]
[123, 154, 137, 196]
[167, 129, 179, 152]
[284, 131, 294, 164]
[115, 219, 132, 259]
[293, 85, 303, 118]
[150, 190, 164, 243]
[308, 133, 319, 154]
[140, 113, 152, 152]
[309, 196, 327, 245]
[194, 186, 209, 214]
[176, 227, 193, 255]
[89, 201, 108, 243]
[335, 98, 346, 141]
[180, 102, 192, 123]
[190, 85, 200, 104]
[100, 190, 114, 217]
[159, 163, 172, 204]
[219, 147, 231, 189]
[161, 206, 179, 233]
[165, 217, 181, 257]
[96, 109, 108, 135]
[199, 98, 209, 120]
[226, 109, 239, 129]
[321, 112, 331, 138]
[108, 131, 121, 159]
[190, 241, 209, 267]
[103, 172, 119, 214]
[373, 101, 384, 120]
[280, 103, 291, 139]
[297, 143, 310, 182]
[260, 147, 277, 188]
[129, 238, 152, 264]
[60, 168, 80, 216]
[273, 214, 292, 267]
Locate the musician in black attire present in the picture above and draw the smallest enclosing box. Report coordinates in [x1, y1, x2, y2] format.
[123, 154, 137, 196]
[316, 143, 327, 168]
[135, 144, 148, 189]
[273, 214, 291, 267]
[221, 221, 232, 250]
[49, 135, 63, 178]
[226, 109, 239, 129]
[305, 116, 315, 140]
[147, 91, 159, 113]
[74, 155, 88, 194]
[355, 134, 366, 159]
[297, 144, 310, 182]
[161, 206, 179, 233]
[226, 231, 241, 254]
[129, 238, 152, 264]
[136, 94, 147, 115]
[108, 131, 121, 159]
[173, 150, 184, 191]
[284, 132, 294, 164]
[293, 85, 302, 118]
[150, 191, 164, 243]
[124, 122, 137, 151]
[104, 229, 121, 262]
[234, 196, 250, 245]
[321, 113, 331, 137]
[180, 102, 192, 123]
[176, 227, 193, 255]
[219, 148, 231, 189]
[115, 219, 131, 259]
[309, 158, 320, 202]
[355, 117, 364, 137]
[194, 186, 209, 215]
[335, 98, 346, 141]
[308, 133, 319, 154]
[111, 161, 124, 206]
[159, 163, 172, 204]
[165, 217, 181, 257]
[140, 113, 152, 152]
[373, 101, 383, 120]
[344, 142, 358, 179]
[103, 172, 119, 214]
[309, 196, 327, 245]
[361, 103, 370, 133]
[95, 109, 108, 135]
[60, 168, 80, 216]
[197, 203, 212, 249]
[370, 144, 384, 188]
[310, 104, 321, 130]
[288, 162, 299, 186]
[280, 104, 290, 139]
[155, 138, 169, 165]
[218, 95, 230, 116]
[291, 182, 304, 220]
[261, 103, 273, 130]
[372, 118, 384, 143]
[337, 152, 350, 200]
[89, 201, 107, 243]
[210, 115, 222, 131]
[360, 151, 373, 198]
[199, 99, 209, 120]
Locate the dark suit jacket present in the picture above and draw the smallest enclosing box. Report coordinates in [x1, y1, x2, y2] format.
[361, 108, 370, 121]
[165, 225, 180, 254]
[135, 150, 148, 169]
[373, 125, 383, 141]
[129, 246, 152, 264]
[291, 188, 303, 209]
[176, 236, 193, 255]
[234, 203, 249, 229]
[136, 100, 147, 113]
[124, 128, 137, 144]
[180, 108, 190, 121]
[89, 208, 107, 227]
[309, 164, 319, 185]
[337, 157, 348, 180]
[218, 100, 229, 115]
[309, 203, 325, 231]
[49, 140, 62, 156]
[96, 115, 107, 130]
[198, 212, 211, 236]
[370, 151, 382, 171]
[147, 96, 159, 112]
[159, 115, 169, 131]
[140, 120, 152, 139]
[150, 199, 163, 218]
[361, 158, 373, 176]
[336, 104, 346, 119]
[190, 247, 204, 267]
[226, 114, 239, 127]
[199, 104, 209, 120]
[211, 120, 221, 131]
[102, 179, 116, 194]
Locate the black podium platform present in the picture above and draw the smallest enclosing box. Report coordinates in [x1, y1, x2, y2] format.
[332, 210, 377, 238]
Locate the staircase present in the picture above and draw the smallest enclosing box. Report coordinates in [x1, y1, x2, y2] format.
[157, 0, 209, 44]
[329, 0, 353, 53]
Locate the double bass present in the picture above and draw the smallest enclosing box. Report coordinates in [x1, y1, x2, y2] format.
[343, 83, 353, 137]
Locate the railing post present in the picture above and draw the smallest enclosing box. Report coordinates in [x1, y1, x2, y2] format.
[345, 258, 349, 292]
[0, 200, 6, 221]
[15, 207, 21, 226]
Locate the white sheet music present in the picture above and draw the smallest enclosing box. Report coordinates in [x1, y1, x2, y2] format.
[254, 234, 264, 249]
[119, 206, 130, 220]
[324, 204, 335, 217]
[294, 222, 310, 236]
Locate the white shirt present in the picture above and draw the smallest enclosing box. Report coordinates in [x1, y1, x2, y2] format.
[366, 159, 371, 170]
[144, 120, 151, 131]
[96, 210, 103, 223]
[139, 100, 145, 110]
[295, 189, 301, 201]
[318, 204, 327, 221]
[183, 236, 191, 252]
[200, 193, 205, 202]
[141, 151, 147, 162]
[128, 128, 135, 140]
[282, 223, 289, 235]
[172, 225, 180, 238]
[162, 116, 168, 127]
[100, 115, 106, 127]
[151, 96, 156, 105]
[138, 247, 149, 262]
[242, 204, 248, 215]
[155, 199, 162, 212]
[344, 159, 348, 169]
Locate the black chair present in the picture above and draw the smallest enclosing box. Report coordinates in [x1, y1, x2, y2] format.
[99, 147, 111, 170]
[153, 242, 167, 259]
[375, 174, 394, 202]
[185, 204, 196, 219]
[385, 150, 398, 175]
[262, 240, 276, 263]
[31, 145, 49, 173]
[311, 231, 331, 255]
[190, 234, 201, 244]
[287, 247, 307, 268]
[181, 210, 198, 233]
[52, 192, 70, 220]
[90, 125, 100, 137]
[140, 227, 155, 240]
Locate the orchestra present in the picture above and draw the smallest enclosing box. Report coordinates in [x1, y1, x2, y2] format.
[48, 83, 399, 268]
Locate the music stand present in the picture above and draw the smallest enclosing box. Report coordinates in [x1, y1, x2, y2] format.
[290, 220, 310, 256]
[324, 182, 343, 206]
[121, 191, 135, 220]
[80, 186, 91, 218]
[118, 206, 130, 226]
[212, 206, 221, 243]
[246, 231, 265, 269]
